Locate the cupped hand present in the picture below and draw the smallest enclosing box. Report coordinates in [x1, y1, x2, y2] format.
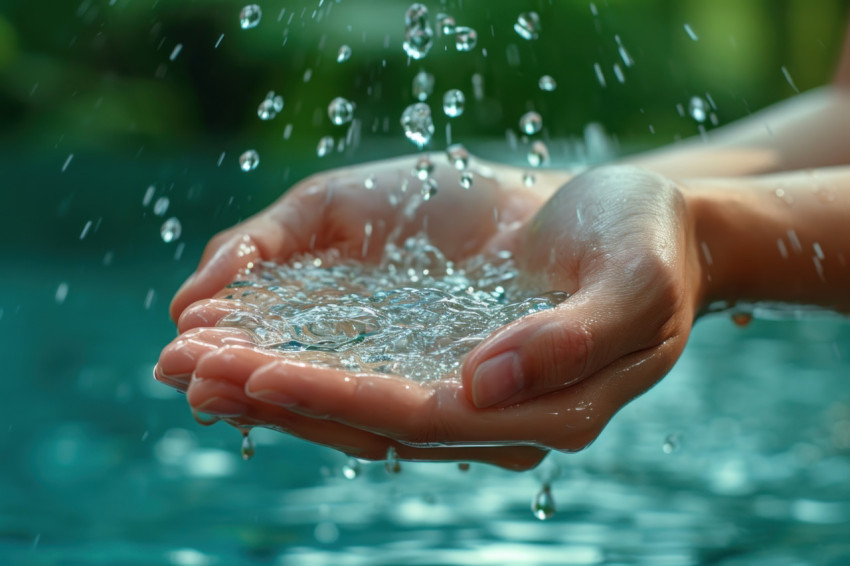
[158, 161, 705, 469]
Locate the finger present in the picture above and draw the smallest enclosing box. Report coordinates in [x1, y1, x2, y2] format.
[155, 327, 255, 390]
[244, 336, 685, 453]
[177, 298, 251, 333]
[189, 346, 546, 469]
[461, 271, 680, 408]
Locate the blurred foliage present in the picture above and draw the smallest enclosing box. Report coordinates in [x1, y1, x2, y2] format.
[0, 0, 848, 251]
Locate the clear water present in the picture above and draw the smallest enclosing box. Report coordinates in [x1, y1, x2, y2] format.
[217, 235, 567, 383]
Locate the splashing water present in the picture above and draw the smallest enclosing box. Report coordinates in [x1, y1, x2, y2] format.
[239, 150, 260, 172]
[216, 234, 568, 383]
[403, 3, 434, 60]
[446, 144, 470, 170]
[442, 89, 465, 118]
[239, 4, 262, 30]
[401, 102, 435, 148]
[257, 91, 284, 121]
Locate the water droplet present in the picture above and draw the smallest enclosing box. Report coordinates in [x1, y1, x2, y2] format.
[55, 282, 69, 304]
[337, 44, 352, 63]
[412, 70, 435, 102]
[342, 457, 361, 479]
[442, 89, 465, 118]
[446, 144, 470, 170]
[458, 462, 470, 472]
[160, 217, 182, 243]
[514, 11, 541, 40]
[437, 13, 456, 35]
[731, 312, 753, 327]
[523, 172, 535, 187]
[385, 446, 402, 474]
[404, 3, 429, 28]
[421, 177, 438, 200]
[153, 196, 170, 217]
[538, 75, 557, 91]
[683, 23, 698, 41]
[241, 430, 255, 460]
[414, 156, 433, 180]
[317, 136, 335, 157]
[328, 97, 354, 126]
[403, 25, 434, 60]
[169, 43, 183, 61]
[454, 27, 477, 51]
[257, 98, 277, 120]
[532, 485, 555, 520]
[401, 102, 435, 148]
[527, 141, 549, 167]
[662, 433, 680, 454]
[459, 171, 473, 190]
[364, 174, 377, 189]
[688, 96, 708, 123]
[239, 149, 260, 172]
[519, 111, 542, 135]
[239, 4, 262, 29]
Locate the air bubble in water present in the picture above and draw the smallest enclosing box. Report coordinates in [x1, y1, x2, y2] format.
[317, 136, 335, 157]
[385, 446, 402, 474]
[160, 217, 182, 243]
[412, 70, 435, 102]
[401, 102, 435, 148]
[519, 111, 543, 135]
[688, 96, 708, 123]
[153, 196, 170, 217]
[239, 4, 262, 29]
[442, 89, 465, 118]
[539, 75, 557, 91]
[403, 25, 434, 60]
[437, 13, 456, 35]
[328, 97, 355, 126]
[454, 27, 477, 51]
[532, 485, 555, 520]
[662, 433, 680, 454]
[460, 171, 473, 190]
[421, 177, 438, 200]
[527, 141, 549, 167]
[446, 144, 469, 170]
[241, 430, 255, 460]
[514, 12, 541, 40]
[414, 156, 433, 180]
[342, 457, 361, 479]
[337, 45, 352, 63]
[239, 150, 259, 172]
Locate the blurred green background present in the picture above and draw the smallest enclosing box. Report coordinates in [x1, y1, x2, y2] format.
[1, 0, 848, 255]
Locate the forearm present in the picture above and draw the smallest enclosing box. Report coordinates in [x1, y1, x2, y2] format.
[625, 86, 850, 178]
[684, 167, 850, 312]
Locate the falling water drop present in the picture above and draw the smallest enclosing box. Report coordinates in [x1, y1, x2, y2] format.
[421, 177, 438, 201]
[414, 156, 433, 180]
[328, 97, 355, 126]
[437, 13, 456, 35]
[459, 172, 474, 190]
[317, 136, 335, 157]
[532, 485, 556, 520]
[385, 446, 402, 474]
[401, 102, 435, 148]
[519, 111, 543, 135]
[257, 98, 276, 120]
[442, 89, 465, 118]
[514, 12, 541, 40]
[404, 3, 429, 28]
[527, 141, 550, 167]
[662, 433, 680, 454]
[523, 172, 536, 187]
[539, 75, 557, 91]
[364, 174, 377, 189]
[239, 150, 260, 172]
[239, 4, 262, 29]
[412, 70, 435, 102]
[446, 144, 470, 170]
[337, 44, 352, 63]
[454, 27, 478, 51]
[153, 196, 170, 217]
[241, 430, 255, 460]
[403, 25, 434, 60]
[160, 217, 182, 243]
[688, 96, 708, 123]
[342, 457, 361, 479]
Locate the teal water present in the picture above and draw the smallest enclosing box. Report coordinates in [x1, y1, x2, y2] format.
[3, 149, 850, 565]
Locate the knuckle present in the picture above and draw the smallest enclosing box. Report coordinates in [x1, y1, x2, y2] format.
[529, 319, 592, 390]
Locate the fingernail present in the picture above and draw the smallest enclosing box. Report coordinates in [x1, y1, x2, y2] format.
[196, 396, 248, 416]
[245, 386, 299, 408]
[472, 351, 523, 408]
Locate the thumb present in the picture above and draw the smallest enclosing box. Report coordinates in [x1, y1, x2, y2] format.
[462, 287, 643, 409]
